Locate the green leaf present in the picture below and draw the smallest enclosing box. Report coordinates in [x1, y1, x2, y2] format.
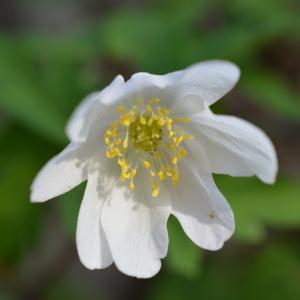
[0, 129, 49, 265]
[166, 216, 203, 278]
[45, 280, 96, 300]
[231, 0, 300, 38]
[0, 290, 13, 300]
[97, 5, 204, 72]
[0, 35, 67, 144]
[94, 0, 300, 73]
[57, 183, 86, 236]
[148, 240, 300, 300]
[241, 69, 300, 122]
[215, 176, 300, 242]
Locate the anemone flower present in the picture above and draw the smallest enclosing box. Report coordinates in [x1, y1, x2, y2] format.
[31, 60, 277, 278]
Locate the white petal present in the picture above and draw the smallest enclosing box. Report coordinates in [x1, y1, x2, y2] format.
[76, 170, 113, 270]
[187, 111, 278, 184]
[31, 142, 92, 202]
[127, 60, 240, 115]
[66, 75, 125, 142]
[171, 162, 234, 250]
[170, 60, 240, 112]
[103, 71, 174, 107]
[101, 178, 170, 278]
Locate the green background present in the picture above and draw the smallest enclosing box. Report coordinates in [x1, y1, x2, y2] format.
[0, 0, 300, 299]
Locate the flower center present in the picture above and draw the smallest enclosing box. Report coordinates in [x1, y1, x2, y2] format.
[129, 114, 163, 154]
[103, 98, 193, 198]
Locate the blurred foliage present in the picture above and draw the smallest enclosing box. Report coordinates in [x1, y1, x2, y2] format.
[148, 239, 300, 300]
[0, 0, 299, 299]
[0, 128, 49, 265]
[166, 217, 203, 278]
[216, 176, 300, 242]
[57, 183, 85, 236]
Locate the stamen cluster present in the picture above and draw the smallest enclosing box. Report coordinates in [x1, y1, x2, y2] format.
[103, 98, 193, 197]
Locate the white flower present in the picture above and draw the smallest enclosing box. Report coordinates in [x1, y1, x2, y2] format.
[31, 60, 277, 278]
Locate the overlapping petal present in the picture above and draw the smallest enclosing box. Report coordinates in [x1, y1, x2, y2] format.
[186, 111, 278, 184]
[76, 169, 113, 270]
[101, 177, 170, 278]
[124, 60, 240, 115]
[66, 61, 239, 142]
[66, 75, 125, 142]
[31, 142, 96, 202]
[170, 161, 234, 250]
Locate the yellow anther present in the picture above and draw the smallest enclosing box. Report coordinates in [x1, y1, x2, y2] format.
[175, 135, 184, 146]
[142, 160, 151, 169]
[148, 98, 160, 104]
[151, 181, 159, 198]
[157, 116, 166, 126]
[157, 170, 166, 181]
[122, 169, 132, 179]
[150, 170, 156, 177]
[172, 156, 178, 165]
[159, 107, 169, 116]
[178, 148, 187, 158]
[118, 158, 126, 167]
[130, 168, 137, 177]
[129, 181, 135, 190]
[168, 131, 175, 138]
[106, 148, 119, 158]
[123, 136, 129, 149]
[140, 115, 147, 125]
[105, 128, 114, 136]
[120, 114, 133, 126]
[166, 119, 173, 131]
[172, 168, 179, 184]
[106, 150, 112, 158]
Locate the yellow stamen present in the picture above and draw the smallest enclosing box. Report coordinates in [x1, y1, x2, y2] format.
[129, 181, 135, 190]
[172, 156, 178, 165]
[140, 115, 147, 125]
[157, 170, 166, 181]
[123, 135, 129, 149]
[103, 97, 192, 198]
[143, 160, 151, 169]
[151, 180, 159, 198]
[148, 98, 160, 104]
[150, 170, 156, 177]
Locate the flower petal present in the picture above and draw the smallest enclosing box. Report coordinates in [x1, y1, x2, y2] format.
[31, 142, 92, 202]
[187, 111, 278, 184]
[66, 75, 125, 142]
[169, 60, 240, 115]
[76, 170, 113, 270]
[171, 162, 234, 250]
[101, 178, 170, 278]
[127, 60, 240, 114]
